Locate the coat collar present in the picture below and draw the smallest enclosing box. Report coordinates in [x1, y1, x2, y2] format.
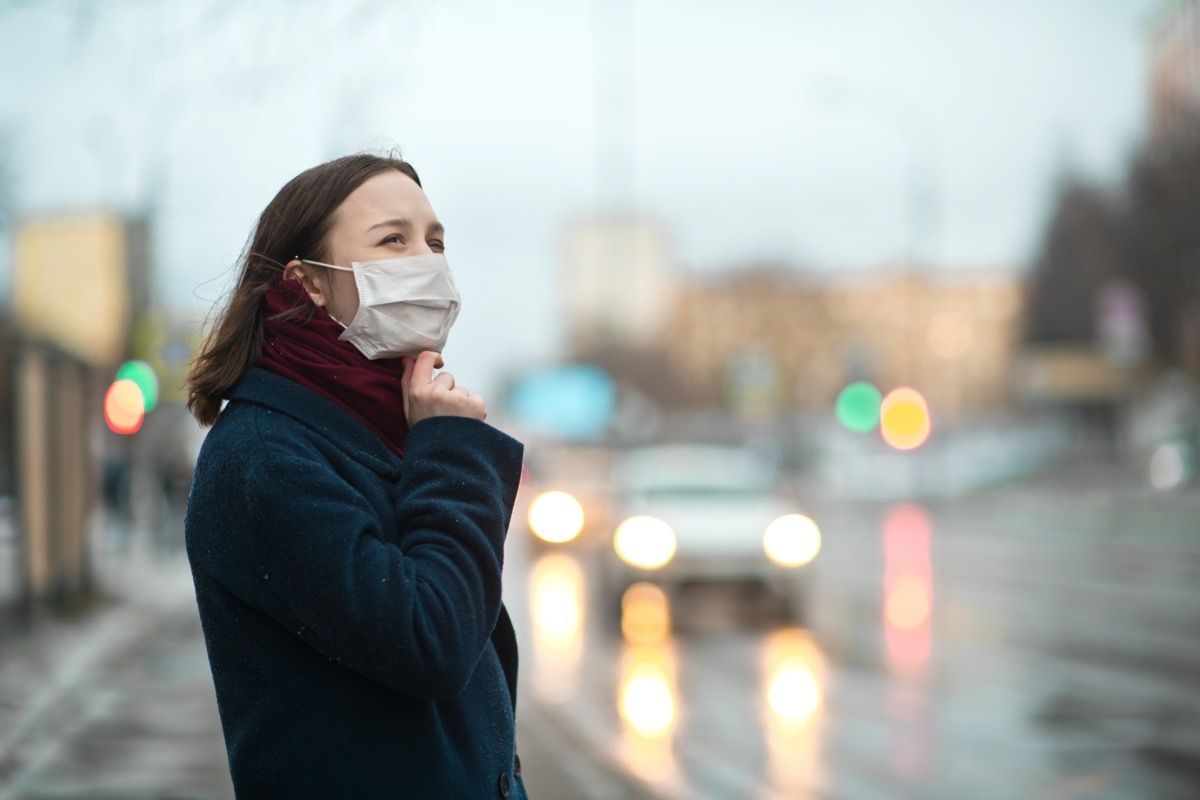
[227, 367, 403, 478]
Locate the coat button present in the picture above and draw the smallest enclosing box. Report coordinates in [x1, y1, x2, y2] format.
[498, 772, 510, 797]
[513, 754, 522, 778]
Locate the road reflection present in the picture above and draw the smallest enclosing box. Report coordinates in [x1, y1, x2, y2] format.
[883, 503, 933, 675]
[621, 582, 671, 645]
[515, 487, 1200, 798]
[617, 583, 681, 786]
[762, 627, 825, 795]
[882, 503, 934, 783]
[617, 644, 680, 784]
[528, 552, 585, 704]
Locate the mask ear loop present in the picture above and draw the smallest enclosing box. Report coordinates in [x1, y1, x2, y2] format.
[290, 256, 351, 328]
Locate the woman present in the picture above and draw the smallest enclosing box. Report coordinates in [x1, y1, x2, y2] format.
[184, 153, 527, 799]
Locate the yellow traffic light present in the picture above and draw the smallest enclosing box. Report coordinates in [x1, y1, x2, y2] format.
[880, 388, 931, 450]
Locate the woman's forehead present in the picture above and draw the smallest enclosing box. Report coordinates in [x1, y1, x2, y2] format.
[339, 171, 437, 227]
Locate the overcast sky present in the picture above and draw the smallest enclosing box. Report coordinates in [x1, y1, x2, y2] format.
[0, 0, 1160, 393]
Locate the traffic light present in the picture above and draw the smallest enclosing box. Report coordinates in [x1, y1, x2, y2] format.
[835, 381, 932, 449]
[835, 381, 883, 433]
[104, 360, 159, 434]
[104, 379, 145, 434]
[115, 359, 159, 412]
[879, 388, 931, 450]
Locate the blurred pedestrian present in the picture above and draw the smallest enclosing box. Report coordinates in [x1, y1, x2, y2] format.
[183, 153, 527, 798]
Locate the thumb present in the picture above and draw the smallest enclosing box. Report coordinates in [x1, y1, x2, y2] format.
[400, 358, 414, 416]
[400, 357, 414, 391]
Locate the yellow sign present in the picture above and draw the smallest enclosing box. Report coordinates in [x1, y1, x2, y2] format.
[13, 213, 131, 365]
[1014, 345, 1134, 402]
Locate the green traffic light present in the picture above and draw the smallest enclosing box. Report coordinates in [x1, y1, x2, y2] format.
[115, 360, 159, 413]
[835, 381, 882, 433]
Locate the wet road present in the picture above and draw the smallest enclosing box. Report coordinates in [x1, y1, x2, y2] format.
[2, 479, 1198, 798]
[504, 480, 1200, 799]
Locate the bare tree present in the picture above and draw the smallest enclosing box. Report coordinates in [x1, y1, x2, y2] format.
[1023, 174, 1125, 344]
[1125, 116, 1200, 375]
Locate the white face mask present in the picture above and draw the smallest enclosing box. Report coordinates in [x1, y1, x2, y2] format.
[299, 253, 461, 360]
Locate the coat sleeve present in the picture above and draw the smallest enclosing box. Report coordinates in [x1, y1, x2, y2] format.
[236, 414, 524, 698]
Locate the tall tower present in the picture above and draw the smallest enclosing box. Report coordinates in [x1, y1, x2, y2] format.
[560, 214, 676, 354]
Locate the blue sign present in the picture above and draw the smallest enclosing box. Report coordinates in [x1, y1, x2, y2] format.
[508, 365, 616, 441]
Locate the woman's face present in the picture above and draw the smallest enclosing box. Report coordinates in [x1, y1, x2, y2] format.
[291, 169, 446, 326]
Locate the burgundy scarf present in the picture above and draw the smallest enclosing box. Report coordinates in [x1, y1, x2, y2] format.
[259, 280, 409, 456]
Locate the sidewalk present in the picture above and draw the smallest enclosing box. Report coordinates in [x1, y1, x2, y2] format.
[0, 515, 624, 799]
[0, 521, 206, 797]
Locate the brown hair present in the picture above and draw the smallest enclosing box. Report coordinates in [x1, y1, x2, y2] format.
[185, 153, 422, 426]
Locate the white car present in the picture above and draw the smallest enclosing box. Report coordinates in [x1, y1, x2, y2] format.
[601, 444, 820, 624]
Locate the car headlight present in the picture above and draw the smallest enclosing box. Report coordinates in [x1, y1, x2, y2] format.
[763, 514, 821, 567]
[614, 516, 676, 569]
[528, 491, 585, 543]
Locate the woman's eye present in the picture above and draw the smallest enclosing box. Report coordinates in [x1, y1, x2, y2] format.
[383, 234, 404, 245]
[429, 240, 446, 252]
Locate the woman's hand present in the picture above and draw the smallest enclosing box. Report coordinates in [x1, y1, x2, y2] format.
[401, 350, 488, 425]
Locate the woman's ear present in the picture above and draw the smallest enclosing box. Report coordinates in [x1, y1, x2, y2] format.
[286, 259, 327, 308]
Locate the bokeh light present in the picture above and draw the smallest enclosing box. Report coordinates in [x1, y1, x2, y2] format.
[617, 645, 680, 785]
[763, 514, 822, 567]
[883, 504, 931, 560]
[1149, 443, 1189, 491]
[885, 575, 932, 630]
[883, 504, 933, 675]
[880, 388, 931, 450]
[614, 516, 676, 569]
[103, 379, 145, 434]
[115, 360, 159, 412]
[530, 554, 584, 651]
[835, 381, 883, 433]
[762, 629, 825, 732]
[767, 662, 821, 723]
[762, 628, 825, 790]
[529, 554, 585, 704]
[621, 582, 672, 645]
[620, 661, 676, 739]
[528, 490, 586, 543]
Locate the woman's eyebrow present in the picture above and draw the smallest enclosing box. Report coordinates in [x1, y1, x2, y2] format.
[366, 218, 411, 233]
[365, 218, 445, 237]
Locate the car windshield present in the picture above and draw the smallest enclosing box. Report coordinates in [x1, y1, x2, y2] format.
[617, 445, 778, 500]
[633, 484, 771, 503]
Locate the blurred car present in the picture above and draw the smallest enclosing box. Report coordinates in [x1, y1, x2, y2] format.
[600, 443, 820, 625]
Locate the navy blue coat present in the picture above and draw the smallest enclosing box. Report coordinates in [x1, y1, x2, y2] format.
[184, 368, 528, 799]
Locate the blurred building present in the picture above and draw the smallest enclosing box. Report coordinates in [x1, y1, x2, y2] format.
[666, 266, 1024, 419]
[555, 218, 1023, 422]
[2, 210, 152, 615]
[1149, 0, 1200, 143]
[12, 213, 151, 365]
[559, 214, 677, 352]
